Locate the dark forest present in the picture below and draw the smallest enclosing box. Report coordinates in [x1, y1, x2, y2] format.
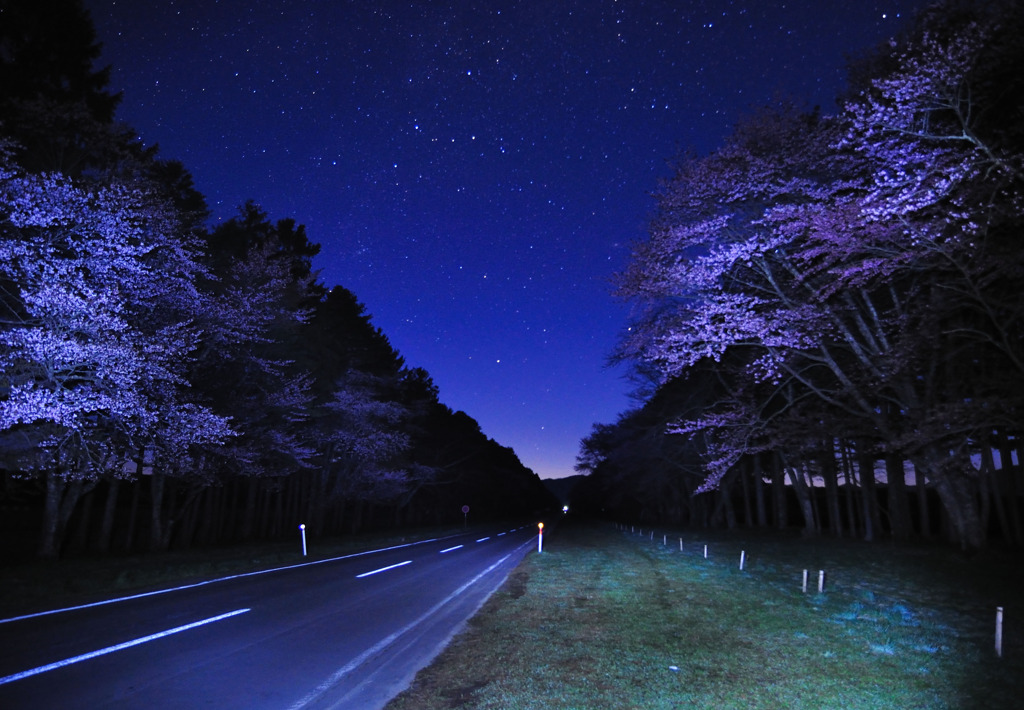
[0, 0, 556, 560]
[575, 0, 1024, 553]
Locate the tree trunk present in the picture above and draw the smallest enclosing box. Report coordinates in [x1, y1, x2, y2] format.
[722, 478, 737, 529]
[149, 471, 175, 551]
[330, 497, 345, 535]
[291, 472, 306, 532]
[37, 473, 64, 559]
[885, 456, 912, 541]
[820, 444, 843, 537]
[786, 463, 818, 537]
[857, 449, 882, 542]
[69, 486, 96, 552]
[240, 478, 258, 541]
[124, 479, 141, 551]
[841, 444, 860, 537]
[978, 448, 993, 536]
[149, 471, 165, 551]
[349, 499, 364, 533]
[310, 445, 333, 531]
[913, 463, 931, 539]
[770, 454, 788, 530]
[272, 479, 285, 538]
[709, 489, 726, 528]
[914, 452, 985, 552]
[199, 486, 222, 546]
[96, 479, 120, 552]
[987, 446, 1019, 543]
[37, 472, 84, 559]
[993, 445, 1024, 545]
[740, 460, 754, 527]
[223, 479, 242, 543]
[999, 443, 1024, 545]
[753, 455, 767, 527]
[177, 488, 200, 549]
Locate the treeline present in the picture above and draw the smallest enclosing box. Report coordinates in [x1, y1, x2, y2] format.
[576, 0, 1024, 551]
[0, 1, 554, 559]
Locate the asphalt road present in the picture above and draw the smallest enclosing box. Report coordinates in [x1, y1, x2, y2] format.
[0, 525, 537, 709]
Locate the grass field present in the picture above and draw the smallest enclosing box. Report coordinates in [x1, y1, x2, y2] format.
[385, 521, 1024, 710]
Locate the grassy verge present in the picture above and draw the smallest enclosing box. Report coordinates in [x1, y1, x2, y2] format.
[386, 522, 1023, 710]
[0, 525, 462, 618]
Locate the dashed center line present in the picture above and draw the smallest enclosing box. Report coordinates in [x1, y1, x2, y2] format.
[355, 561, 412, 578]
[440, 545, 463, 553]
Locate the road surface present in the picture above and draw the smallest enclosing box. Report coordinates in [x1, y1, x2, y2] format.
[0, 525, 536, 709]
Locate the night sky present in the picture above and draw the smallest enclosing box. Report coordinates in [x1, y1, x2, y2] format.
[83, 0, 930, 480]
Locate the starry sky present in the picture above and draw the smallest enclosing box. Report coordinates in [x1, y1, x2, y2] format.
[83, 0, 930, 479]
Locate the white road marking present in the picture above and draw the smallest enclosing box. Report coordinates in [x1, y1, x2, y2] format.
[439, 545, 463, 553]
[0, 537, 451, 626]
[0, 608, 250, 686]
[476, 536, 491, 542]
[289, 541, 532, 710]
[355, 561, 412, 578]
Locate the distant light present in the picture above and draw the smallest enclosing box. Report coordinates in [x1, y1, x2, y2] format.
[562, 505, 569, 513]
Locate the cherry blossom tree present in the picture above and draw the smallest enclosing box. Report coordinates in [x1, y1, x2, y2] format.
[163, 205, 323, 545]
[832, 0, 1024, 548]
[320, 370, 413, 505]
[617, 107, 859, 477]
[0, 142, 232, 556]
[616, 1, 1024, 550]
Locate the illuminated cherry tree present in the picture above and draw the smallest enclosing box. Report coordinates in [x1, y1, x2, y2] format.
[0, 144, 232, 555]
[319, 370, 413, 506]
[832, 2, 1024, 548]
[617, 1, 1024, 550]
[193, 230, 318, 477]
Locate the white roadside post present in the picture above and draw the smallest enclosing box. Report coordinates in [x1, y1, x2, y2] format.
[299, 523, 307, 557]
[996, 607, 1004, 658]
[538, 522, 544, 553]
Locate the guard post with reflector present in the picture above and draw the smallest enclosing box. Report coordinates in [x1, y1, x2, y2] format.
[537, 522, 544, 553]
